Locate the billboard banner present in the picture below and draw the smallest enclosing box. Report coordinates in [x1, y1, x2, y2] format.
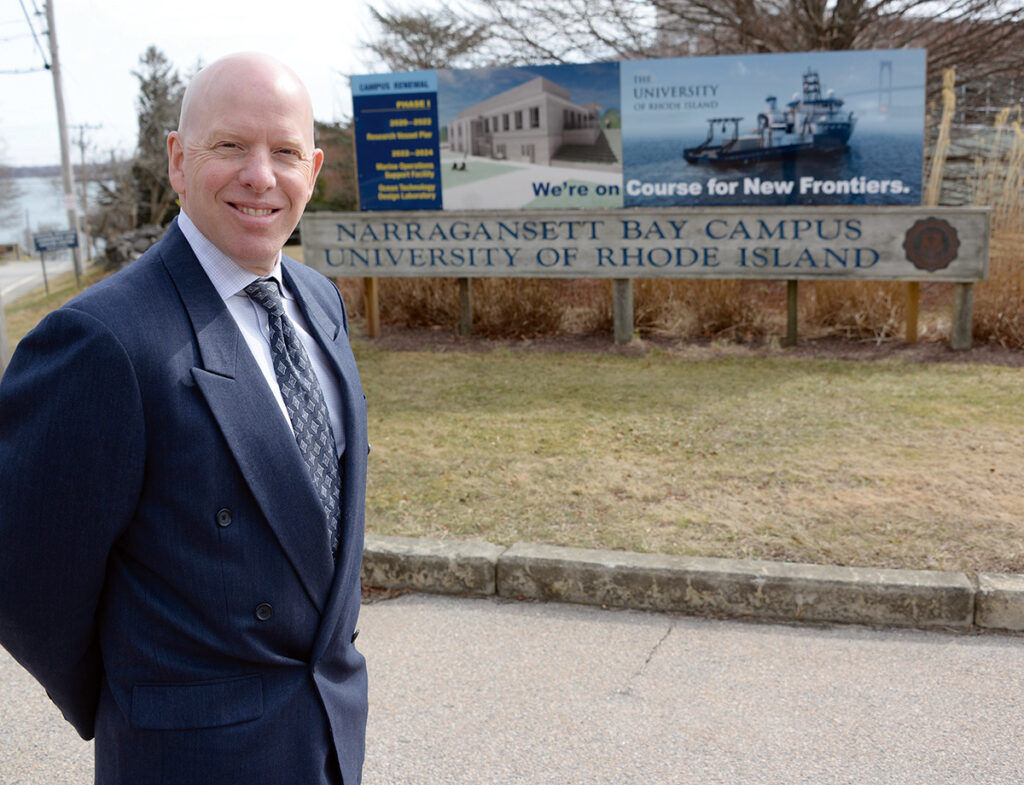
[351, 49, 926, 211]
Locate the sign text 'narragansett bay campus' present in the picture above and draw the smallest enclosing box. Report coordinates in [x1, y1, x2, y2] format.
[302, 207, 988, 282]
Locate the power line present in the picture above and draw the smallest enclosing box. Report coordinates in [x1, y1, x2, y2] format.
[0, 66, 48, 75]
[17, 0, 49, 69]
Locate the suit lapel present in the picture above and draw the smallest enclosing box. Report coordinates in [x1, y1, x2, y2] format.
[281, 261, 340, 344]
[159, 223, 334, 613]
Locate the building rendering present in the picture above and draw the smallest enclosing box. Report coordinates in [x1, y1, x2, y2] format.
[448, 76, 610, 167]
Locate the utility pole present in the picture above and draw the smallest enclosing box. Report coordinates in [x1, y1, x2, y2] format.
[72, 123, 101, 261]
[44, 0, 83, 283]
[0, 289, 10, 377]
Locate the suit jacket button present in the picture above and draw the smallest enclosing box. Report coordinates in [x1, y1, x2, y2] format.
[215, 508, 233, 527]
[351, 629, 359, 643]
[255, 603, 273, 621]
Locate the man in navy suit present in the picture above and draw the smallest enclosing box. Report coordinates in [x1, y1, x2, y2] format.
[0, 53, 367, 784]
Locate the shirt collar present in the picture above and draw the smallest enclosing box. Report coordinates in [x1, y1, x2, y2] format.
[177, 210, 285, 301]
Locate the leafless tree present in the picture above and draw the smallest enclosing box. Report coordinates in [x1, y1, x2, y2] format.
[467, 0, 1024, 107]
[363, 2, 493, 70]
[466, 0, 654, 63]
[90, 151, 136, 241]
[0, 140, 22, 235]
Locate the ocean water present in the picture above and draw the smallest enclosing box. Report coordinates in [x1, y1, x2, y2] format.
[622, 131, 924, 207]
[0, 175, 105, 248]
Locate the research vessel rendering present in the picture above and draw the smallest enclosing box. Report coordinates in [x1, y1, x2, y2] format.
[683, 69, 855, 164]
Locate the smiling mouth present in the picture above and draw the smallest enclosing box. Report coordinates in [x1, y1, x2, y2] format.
[234, 205, 278, 217]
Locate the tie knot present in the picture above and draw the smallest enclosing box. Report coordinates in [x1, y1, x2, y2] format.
[244, 279, 285, 317]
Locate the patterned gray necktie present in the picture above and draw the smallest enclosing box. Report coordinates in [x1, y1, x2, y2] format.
[244, 279, 340, 555]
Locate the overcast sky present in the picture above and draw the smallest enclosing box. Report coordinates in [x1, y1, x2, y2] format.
[0, 0, 385, 167]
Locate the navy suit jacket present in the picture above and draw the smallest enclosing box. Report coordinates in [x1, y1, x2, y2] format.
[0, 220, 368, 785]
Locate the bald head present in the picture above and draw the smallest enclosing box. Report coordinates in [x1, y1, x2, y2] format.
[177, 53, 315, 144]
[167, 52, 324, 274]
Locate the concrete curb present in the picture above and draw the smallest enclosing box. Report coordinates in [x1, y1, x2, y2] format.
[975, 573, 1024, 632]
[362, 534, 506, 596]
[362, 534, 1024, 632]
[497, 543, 976, 629]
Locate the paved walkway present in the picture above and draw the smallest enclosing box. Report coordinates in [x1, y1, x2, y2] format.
[2, 593, 1022, 784]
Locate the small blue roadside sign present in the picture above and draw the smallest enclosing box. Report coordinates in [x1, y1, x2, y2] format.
[33, 230, 78, 252]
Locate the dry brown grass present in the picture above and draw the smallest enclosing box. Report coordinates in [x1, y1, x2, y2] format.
[924, 69, 958, 207]
[800, 281, 906, 341]
[376, 278, 461, 328]
[339, 277, 605, 337]
[3, 266, 111, 353]
[634, 279, 775, 339]
[343, 273, 918, 344]
[472, 279, 581, 337]
[969, 106, 1024, 347]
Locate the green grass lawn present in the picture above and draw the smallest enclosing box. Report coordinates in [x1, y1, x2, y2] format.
[355, 340, 1024, 575]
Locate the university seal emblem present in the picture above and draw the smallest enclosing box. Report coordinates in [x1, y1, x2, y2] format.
[903, 218, 959, 272]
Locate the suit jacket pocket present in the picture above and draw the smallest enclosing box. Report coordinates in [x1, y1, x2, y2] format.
[131, 674, 263, 730]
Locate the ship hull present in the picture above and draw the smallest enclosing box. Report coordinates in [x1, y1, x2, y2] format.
[683, 139, 845, 165]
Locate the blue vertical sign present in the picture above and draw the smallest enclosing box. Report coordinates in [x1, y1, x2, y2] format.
[352, 71, 442, 210]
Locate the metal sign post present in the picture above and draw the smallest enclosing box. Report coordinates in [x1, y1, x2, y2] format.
[33, 230, 80, 292]
[40, 250, 50, 296]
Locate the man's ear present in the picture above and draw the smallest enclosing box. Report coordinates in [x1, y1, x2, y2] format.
[307, 147, 325, 202]
[167, 131, 186, 196]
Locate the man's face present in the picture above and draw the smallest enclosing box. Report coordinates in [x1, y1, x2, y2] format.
[168, 64, 323, 274]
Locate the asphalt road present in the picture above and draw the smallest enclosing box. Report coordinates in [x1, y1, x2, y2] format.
[0, 259, 74, 304]
[2, 593, 1022, 784]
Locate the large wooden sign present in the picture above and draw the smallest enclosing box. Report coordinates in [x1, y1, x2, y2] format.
[302, 207, 988, 283]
